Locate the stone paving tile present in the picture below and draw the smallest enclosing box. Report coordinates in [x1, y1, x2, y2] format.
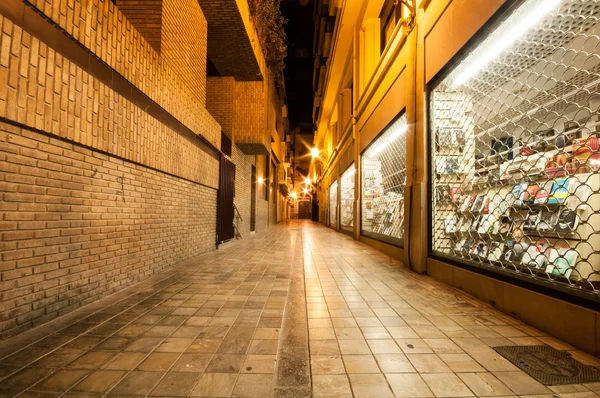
[0, 221, 598, 398]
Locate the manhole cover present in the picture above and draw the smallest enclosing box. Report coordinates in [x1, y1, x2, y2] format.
[494, 345, 600, 385]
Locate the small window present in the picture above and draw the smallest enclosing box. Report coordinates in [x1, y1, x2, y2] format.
[380, 0, 402, 53]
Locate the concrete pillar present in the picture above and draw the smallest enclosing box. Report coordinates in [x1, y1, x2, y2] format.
[361, 18, 380, 93]
[339, 88, 352, 131]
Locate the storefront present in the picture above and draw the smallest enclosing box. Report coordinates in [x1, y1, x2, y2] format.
[329, 180, 338, 228]
[340, 164, 355, 232]
[429, 0, 600, 298]
[361, 114, 408, 246]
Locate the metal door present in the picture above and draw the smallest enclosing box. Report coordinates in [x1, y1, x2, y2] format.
[217, 156, 236, 243]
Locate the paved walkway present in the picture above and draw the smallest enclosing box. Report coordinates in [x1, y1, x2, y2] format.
[0, 221, 598, 397]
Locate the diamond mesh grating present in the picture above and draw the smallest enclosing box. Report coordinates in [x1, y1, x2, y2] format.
[431, 0, 600, 296]
[361, 114, 407, 244]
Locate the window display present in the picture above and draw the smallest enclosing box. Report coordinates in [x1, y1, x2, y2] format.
[431, 0, 600, 296]
[340, 164, 356, 230]
[330, 180, 338, 228]
[361, 114, 407, 245]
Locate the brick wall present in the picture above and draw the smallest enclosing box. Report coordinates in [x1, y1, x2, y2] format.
[0, 0, 222, 339]
[234, 81, 269, 154]
[197, 0, 265, 81]
[207, 77, 235, 136]
[116, 0, 163, 54]
[0, 122, 217, 339]
[161, 0, 208, 106]
[0, 14, 219, 189]
[28, 0, 220, 148]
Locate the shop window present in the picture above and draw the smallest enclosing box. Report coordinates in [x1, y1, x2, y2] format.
[340, 164, 356, 230]
[330, 180, 338, 228]
[361, 113, 407, 246]
[380, 0, 402, 53]
[430, 0, 600, 296]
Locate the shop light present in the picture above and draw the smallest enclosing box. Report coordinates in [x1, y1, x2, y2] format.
[452, 0, 563, 87]
[311, 147, 320, 158]
[304, 177, 312, 185]
[258, 177, 264, 184]
[368, 123, 408, 158]
[290, 191, 297, 199]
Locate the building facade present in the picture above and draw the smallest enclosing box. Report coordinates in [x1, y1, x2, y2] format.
[312, 0, 600, 356]
[0, 0, 290, 339]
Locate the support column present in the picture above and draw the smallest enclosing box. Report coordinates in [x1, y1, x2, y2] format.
[360, 18, 381, 93]
[339, 88, 352, 131]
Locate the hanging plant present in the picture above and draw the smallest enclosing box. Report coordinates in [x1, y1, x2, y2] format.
[248, 0, 287, 88]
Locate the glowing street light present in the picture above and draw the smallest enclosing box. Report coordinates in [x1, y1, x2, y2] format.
[257, 177, 264, 184]
[310, 147, 319, 158]
[303, 188, 309, 195]
[289, 191, 297, 199]
[304, 177, 312, 185]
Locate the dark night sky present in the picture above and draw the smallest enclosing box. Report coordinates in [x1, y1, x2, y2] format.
[281, 0, 315, 128]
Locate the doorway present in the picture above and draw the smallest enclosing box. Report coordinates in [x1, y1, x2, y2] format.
[250, 165, 256, 232]
[217, 156, 236, 243]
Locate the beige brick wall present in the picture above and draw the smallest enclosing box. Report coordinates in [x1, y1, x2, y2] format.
[234, 80, 268, 152]
[161, 0, 208, 106]
[28, 0, 220, 148]
[0, 15, 219, 189]
[0, 0, 222, 339]
[207, 77, 235, 136]
[0, 122, 217, 339]
[116, 0, 163, 53]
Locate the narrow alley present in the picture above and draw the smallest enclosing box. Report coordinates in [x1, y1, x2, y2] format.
[0, 221, 598, 397]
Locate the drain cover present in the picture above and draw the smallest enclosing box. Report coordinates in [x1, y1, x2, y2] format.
[494, 345, 600, 385]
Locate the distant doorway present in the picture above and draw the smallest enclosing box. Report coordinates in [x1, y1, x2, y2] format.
[298, 200, 311, 219]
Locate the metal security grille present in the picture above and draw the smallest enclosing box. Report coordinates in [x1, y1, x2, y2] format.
[340, 164, 356, 230]
[330, 180, 338, 228]
[361, 114, 407, 245]
[431, 0, 600, 298]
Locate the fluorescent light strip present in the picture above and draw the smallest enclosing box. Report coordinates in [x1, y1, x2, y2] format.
[452, 0, 563, 87]
[368, 123, 407, 158]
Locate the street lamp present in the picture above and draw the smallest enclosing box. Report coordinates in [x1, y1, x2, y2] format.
[310, 147, 319, 158]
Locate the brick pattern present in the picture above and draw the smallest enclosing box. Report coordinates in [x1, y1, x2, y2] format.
[28, 0, 220, 148]
[208, 76, 274, 155]
[0, 122, 217, 340]
[0, 16, 219, 189]
[116, 0, 163, 54]
[207, 76, 235, 137]
[198, 0, 264, 81]
[234, 80, 269, 154]
[161, 0, 208, 106]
